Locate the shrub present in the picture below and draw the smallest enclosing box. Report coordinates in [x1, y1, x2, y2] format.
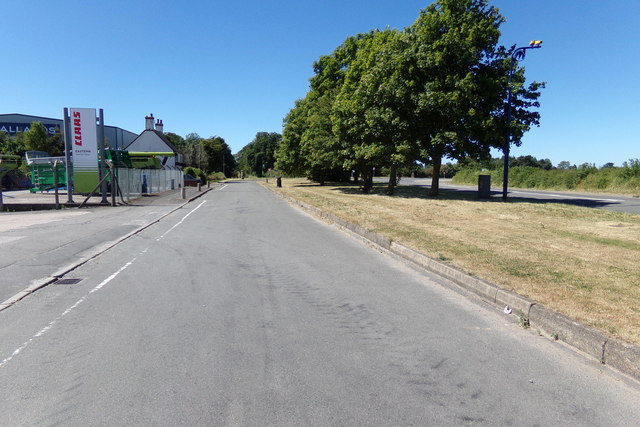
[208, 172, 226, 181]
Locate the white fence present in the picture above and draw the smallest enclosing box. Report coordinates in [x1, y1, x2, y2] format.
[115, 168, 184, 202]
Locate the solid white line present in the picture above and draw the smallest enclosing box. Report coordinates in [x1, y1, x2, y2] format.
[157, 200, 208, 241]
[0, 257, 137, 369]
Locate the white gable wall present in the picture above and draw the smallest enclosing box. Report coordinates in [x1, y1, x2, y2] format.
[126, 130, 179, 168]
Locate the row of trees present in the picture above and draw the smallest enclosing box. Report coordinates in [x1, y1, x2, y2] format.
[0, 122, 64, 158]
[275, 0, 544, 195]
[236, 132, 282, 177]
[163, 132, 236, 178]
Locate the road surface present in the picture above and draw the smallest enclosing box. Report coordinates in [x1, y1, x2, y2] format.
[1, 181, 639, 425]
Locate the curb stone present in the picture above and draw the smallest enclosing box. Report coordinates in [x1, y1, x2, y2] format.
[262, 182, 640, 383]
[529, 304, 608, 362]
[605, 339, 640, 380]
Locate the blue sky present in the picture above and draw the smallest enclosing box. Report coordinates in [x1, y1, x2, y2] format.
[2, 1, 638, 166]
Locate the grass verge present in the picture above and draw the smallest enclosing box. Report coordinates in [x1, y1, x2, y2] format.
[267, 178, 640, 346]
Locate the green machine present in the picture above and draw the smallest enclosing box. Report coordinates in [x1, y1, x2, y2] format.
[104, 149, 133, 168]
[128, 152, 175, 169]
[104, 150, 174, 169]
[25, 151, 67, 193]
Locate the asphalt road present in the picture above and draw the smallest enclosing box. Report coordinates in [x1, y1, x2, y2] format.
[384, 177, 640, 214]
[1, 181, 639, 425]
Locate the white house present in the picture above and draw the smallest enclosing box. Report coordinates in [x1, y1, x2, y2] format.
[125, 114, 182, 168]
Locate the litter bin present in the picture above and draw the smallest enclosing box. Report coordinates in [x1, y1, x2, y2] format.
[478, 174, 491, 199]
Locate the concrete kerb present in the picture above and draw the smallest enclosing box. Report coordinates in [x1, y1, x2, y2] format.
[262, 182, 640, 382]
[605, 338, 640, 381]
[528, 304, 607, 362]
[0, 187, 214, 312]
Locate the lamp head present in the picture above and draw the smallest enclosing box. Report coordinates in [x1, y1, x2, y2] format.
[529, 40, 543, 47]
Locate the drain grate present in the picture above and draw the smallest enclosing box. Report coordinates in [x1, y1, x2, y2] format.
[54, 278, 83, 285]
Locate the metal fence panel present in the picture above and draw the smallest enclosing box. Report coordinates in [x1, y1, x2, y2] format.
[116, 168, 183, 201]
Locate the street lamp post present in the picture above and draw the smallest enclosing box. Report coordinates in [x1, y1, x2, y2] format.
[502, 40, 542, 201]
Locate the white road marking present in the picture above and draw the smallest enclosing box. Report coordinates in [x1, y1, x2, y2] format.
[157, 200, 207, 241]
[1, 198, 208, 368]
[0, 258, 137, 369]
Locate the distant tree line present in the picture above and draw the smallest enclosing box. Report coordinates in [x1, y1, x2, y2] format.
[235, 132, 282, 177]
[164, 132, 236, 181]
[274, 0, 544, 196]
[453, 155, 640, 193]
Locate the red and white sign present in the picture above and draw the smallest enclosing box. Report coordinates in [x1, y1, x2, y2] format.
[70, 108, 99, 193]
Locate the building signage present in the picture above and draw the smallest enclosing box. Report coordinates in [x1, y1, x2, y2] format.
[0, 123, 61, 135]
[70, 108, 99, 193]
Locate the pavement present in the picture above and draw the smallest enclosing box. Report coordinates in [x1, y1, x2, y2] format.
[0, 184, 215, 310]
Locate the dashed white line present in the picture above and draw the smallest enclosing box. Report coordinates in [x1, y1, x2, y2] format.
[1, 198, 207, 368]
[0, 258, 137, 369]
[157, 200, 207, 241]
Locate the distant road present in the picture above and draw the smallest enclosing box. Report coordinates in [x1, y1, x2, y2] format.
[382, 177, 640, 215]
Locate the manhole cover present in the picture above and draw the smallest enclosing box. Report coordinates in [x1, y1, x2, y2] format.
[54, 278, 82, 285]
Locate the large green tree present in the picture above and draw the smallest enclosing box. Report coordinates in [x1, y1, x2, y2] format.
[276, 98, 308, 177]
[277, 34, 368, 185]
[277, 0, 543, 194]
[21, 122, 64, 155]
[333, 29, 418, 194]
[405, 0, 502, 195]
[202, 136, 236, 177]
[405, 0, 543, 196]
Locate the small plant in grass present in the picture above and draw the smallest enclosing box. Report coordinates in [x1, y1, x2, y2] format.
[551, 332, 559, 341]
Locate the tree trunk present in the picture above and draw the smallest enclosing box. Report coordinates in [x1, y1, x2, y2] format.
[429, 155, 442, 197]
[353, 170, 360, 184]
[387, 164, 397, 195]
[362, 167, 373, 194]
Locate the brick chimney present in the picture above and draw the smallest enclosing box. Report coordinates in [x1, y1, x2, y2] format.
[155, 119, 164, 134]
[145, 113, 155, 130]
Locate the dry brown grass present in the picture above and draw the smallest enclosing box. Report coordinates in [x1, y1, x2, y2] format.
[266, 178, 640, 345]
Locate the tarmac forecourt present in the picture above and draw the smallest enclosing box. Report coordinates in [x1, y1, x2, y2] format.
[0, 186, 215, 312]
[261, 181, 640, 384]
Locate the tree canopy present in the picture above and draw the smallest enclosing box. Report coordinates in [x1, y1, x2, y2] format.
[276, 0, 544, 195]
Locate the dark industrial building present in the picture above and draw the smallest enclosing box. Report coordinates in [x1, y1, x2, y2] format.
[0, 113, 137, 149]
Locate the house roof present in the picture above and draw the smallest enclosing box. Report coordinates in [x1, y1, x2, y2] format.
[125, 129, 182, 155]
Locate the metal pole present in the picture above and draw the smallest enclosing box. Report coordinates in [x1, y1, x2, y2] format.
[53, 160, 60, 210]
[502, 42, 542, 201]
[98, 109, 108, 204]
[502, 58, 516, 201]
[63, 108, 74, 203]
